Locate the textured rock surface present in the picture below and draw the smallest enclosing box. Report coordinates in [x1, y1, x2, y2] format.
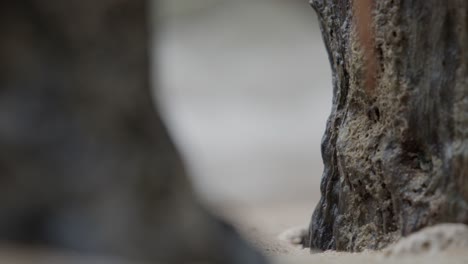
[306, 0, 468, 251]
[383, 224, 468, 257]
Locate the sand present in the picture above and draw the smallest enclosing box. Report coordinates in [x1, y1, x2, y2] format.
[2, 203, 466, 264]
[221, 203, 468, 264]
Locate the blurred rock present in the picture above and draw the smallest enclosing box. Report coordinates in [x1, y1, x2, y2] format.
[383, 224, 468, 257]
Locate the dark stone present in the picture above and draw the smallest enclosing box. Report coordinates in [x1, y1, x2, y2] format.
[306, 0, 468, 251]
[0, 1, 267, 263]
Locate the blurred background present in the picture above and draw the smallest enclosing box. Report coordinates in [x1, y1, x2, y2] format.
[154, 0, 332, 210]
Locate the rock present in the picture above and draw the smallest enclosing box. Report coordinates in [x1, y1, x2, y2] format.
[0, 1, 266, 263]
[383, 224, 468, 257]
[306, 0, 468, 251]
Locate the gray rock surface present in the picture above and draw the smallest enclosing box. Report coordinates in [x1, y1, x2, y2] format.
[307, 0, 468, 251]
[383, 224, 468, 257]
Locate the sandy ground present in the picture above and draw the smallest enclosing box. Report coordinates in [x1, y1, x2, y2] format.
[222, 204, 468, 263]
[3, 210, 467, 264]
[2, 247, 466, 264]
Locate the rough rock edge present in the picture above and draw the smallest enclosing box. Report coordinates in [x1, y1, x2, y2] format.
[383, 224, 468, 257]
[307, 0, 468, 252]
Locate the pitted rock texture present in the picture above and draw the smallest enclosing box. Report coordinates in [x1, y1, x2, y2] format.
[306, 0, 468, 251]
[383, 224, 468, 257]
